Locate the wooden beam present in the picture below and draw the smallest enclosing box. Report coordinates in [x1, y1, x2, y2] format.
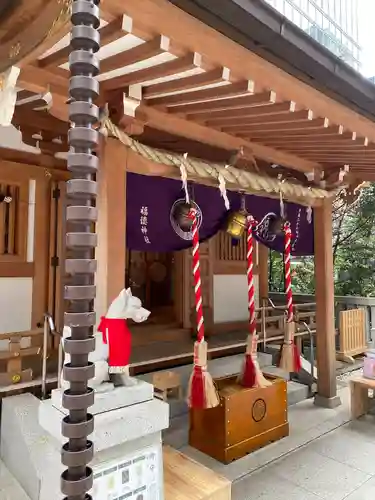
[0, 150, 67, 176]
[244, 121, 337, 140]
[313, 200, 340, 407]
[192, 101, 296, 123]
[237, 117, 328, 135]
[96, 138, 127, 320]
[250, 125, 345, 141]
[13, 110, 69, 136]
[146, 80, 254, 106]
[16, 9, 71, 67]
[217, 109, 314, 130]
[269, 139, 369, 151]
[101, 35, 171, 74]
[143, 67, 230, 98]
[170, 91, 276, 115]
[117, 0, 375, 143]
[102, 52, 202, 91]
[135, 104, 322, 173]
[18, 66, 69, 96]
[38, 16, 126, 68]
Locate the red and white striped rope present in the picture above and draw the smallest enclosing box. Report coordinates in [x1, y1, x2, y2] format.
[189, 209, 205, 343]
[283, 222, 294, 323]
[247, 216, 257, 338]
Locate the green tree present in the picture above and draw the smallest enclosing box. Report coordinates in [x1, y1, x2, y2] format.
[269, 183, 375, 297]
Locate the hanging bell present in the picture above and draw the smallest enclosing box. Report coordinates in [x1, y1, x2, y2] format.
[172, 201, 194, 231]
[268, 214, 286, 236]
[226, 210, 248, 240]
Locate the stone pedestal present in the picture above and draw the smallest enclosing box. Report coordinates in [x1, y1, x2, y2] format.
[0, 379, 169, 500]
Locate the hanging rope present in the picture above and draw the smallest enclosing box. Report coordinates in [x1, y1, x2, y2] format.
[187, 208, 220, 409]
[238, 216, 271, 388]
[102, 117, 337, 204]
[278, 222, 301, 373]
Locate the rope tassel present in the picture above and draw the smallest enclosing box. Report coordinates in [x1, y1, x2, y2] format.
[278, 222, 301, 373]
[239, 216, 271, 388]
[187, 208, 220, 409]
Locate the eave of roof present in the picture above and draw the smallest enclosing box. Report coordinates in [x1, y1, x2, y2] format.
[168, 0, 375, 123]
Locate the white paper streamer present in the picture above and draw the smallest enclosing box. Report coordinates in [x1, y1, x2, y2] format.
[180, 153, 190, 204]
[0, 66, 20, 126]
[218, 171, 230, 210]
[306, 206, 312, 223]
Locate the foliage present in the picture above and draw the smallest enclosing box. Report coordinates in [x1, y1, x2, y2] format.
[269, 183, 375, 297]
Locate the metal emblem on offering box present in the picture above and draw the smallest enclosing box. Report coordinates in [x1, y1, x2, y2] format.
[91, 445, 160, 500]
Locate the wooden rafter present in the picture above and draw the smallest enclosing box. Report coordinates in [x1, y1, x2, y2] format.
[38, 16, 126, 68]
[143, 67, 231, 98]
[192, 101, 296, 123]
[10, 0, 375, 182]
[216, 109, 314, 130]
[146, 80, 254, 106]
[102, 52, 203, 91]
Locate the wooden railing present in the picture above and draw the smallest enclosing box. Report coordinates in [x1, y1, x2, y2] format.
[270, 292, 372, 362]
[0, 329, 43, 386]
[254, 299, 316, 348]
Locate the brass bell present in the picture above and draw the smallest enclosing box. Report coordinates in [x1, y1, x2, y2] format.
[226, 210, 248, 240]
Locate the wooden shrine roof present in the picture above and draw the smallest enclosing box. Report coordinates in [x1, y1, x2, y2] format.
[12, 0, 375, 191]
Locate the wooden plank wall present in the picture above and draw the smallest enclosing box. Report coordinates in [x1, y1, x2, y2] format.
[213, 231, 258, 275]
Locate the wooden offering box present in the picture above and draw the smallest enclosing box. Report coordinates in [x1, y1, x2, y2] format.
[189, 374, 289, 463]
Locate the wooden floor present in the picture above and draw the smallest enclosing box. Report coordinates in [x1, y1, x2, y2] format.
[130, 328, 248, 374]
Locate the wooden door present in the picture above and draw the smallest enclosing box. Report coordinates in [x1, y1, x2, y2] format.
[126, 250, 175, 321]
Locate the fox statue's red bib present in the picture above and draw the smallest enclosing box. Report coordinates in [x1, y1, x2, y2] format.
[61, 288, 150, 390]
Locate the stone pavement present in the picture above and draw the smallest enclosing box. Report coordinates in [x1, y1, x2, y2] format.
[232, 415, 375, 500]
[164, 369, 375, 500]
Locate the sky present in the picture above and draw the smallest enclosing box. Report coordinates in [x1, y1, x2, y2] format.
[358, 0, 375, 77]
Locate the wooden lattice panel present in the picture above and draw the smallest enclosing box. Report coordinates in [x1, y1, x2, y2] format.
[215, 231, 247, 262]
[337, 308, 367, 363]
[0, 180, 28, 261]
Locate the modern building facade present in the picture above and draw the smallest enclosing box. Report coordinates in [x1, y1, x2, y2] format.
[264, 0, 361, 71]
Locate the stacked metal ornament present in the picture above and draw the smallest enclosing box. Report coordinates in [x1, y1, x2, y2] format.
[61, 1, 100, 498]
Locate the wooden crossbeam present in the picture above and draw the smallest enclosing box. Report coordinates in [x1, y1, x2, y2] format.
[13, 110, 69, 136]
[102, 52, 202, 91]
[143, 67, 231, 98]
[192, 101, 296, 123]
[132, 104, 322, 173]
[146, 80, 254, 106]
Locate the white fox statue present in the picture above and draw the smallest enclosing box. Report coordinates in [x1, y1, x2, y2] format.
[61, 288, 150, 391]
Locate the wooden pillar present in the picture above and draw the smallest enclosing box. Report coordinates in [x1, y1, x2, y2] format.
[314, 199, 341, 408]
[258, 242, 269, 302]
[96, 138, 127, 321]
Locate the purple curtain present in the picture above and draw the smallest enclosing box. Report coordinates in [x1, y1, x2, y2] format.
[126, 173, 314, 255]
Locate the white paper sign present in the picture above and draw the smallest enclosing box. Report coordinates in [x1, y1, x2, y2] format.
[91, 445, 160, 500]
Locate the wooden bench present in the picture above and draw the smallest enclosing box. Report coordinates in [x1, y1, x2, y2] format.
[153, 371, 182, 401]
[350, 377, 375, 419]
[163, 446, 231, 500]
